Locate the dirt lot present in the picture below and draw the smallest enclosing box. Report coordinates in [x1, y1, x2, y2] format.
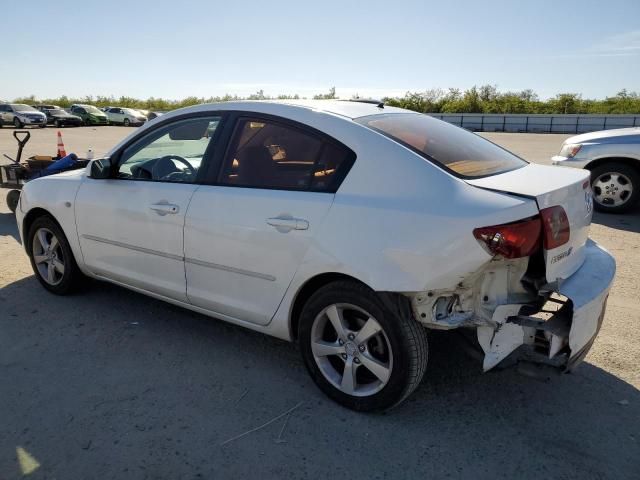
[1, 127, 639, 479]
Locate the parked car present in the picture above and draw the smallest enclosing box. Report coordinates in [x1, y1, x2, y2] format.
[104, 107, 147, 126]
[35, 105, 83, 127]
[69, 104, 108, 126]
[16, 100, 615, 411]
[552, 128, 640, 213]
[0, 103, 47, 128]
[136, 109, 162, 120]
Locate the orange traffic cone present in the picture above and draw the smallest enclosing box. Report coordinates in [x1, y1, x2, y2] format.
[57, 131, 67, 158]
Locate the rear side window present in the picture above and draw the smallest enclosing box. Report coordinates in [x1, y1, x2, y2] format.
[219, 118, 354, 192]
[356, 113, 527, 178]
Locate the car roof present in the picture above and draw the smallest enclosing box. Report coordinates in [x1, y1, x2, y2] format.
[168, 99, 413, 120]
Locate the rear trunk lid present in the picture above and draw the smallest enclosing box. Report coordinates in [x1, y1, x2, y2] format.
[466, 163, 593, 283]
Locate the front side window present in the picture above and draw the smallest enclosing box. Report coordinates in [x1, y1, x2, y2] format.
[219, 118, 353, 191]
[117, 116, 221, 183]
[356, 113, 527, 178]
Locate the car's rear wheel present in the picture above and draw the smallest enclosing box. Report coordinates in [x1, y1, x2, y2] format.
[591, 162, 639, 213]
[13, 117, 22, 128]
[124, 118, 130, 127]
[27, 216, 84, 295]
[299, 280, 428, 412]
[55, 120, 61, 128]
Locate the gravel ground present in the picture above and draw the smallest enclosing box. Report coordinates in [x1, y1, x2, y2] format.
[1, 127, 638, 479]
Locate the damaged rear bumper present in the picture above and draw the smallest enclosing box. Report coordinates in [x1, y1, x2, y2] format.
[477, 239, 615, 371]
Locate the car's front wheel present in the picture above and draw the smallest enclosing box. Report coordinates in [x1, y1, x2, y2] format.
[27, 215, 84, 294]
[13, 117, 22, 128]
[299, 281, 428, 412]
[591, 162, 639, 213]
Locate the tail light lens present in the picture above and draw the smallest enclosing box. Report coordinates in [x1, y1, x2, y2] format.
[540, 206, 570, 249]
[473, 218, 542, 259]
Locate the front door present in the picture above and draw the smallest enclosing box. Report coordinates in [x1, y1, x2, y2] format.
[185, 115, 354, 325]
[75, 114, 223, 302]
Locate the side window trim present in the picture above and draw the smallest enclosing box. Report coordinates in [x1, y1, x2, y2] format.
[212, 112, 356, 193]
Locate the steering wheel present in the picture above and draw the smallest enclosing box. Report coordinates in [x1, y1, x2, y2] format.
[151, 155, 197, 181]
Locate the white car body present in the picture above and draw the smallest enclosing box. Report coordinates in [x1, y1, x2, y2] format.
[104, 107, 147, 126]
[551, 128, 640, 212]
[15, 100, 615, 407]
[551, 127, 640, 169]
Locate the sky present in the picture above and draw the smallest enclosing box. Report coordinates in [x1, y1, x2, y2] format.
[1, 0, 639, 101]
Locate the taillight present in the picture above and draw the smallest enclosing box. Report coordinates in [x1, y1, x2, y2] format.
[473, 218, 542, 259]
[540, 206, 570, 249]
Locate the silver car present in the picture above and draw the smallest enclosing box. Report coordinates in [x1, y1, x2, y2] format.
[552, 127, 640, 213]
[0, 103, 47, 128]
[104, 107, 147, 126]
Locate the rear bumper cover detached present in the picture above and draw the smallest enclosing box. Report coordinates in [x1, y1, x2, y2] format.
[478, 239, 615, 371]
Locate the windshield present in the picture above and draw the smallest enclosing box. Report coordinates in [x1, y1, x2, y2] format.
[356, 113, 527, 178]
[84, 105, 102, 114]
[12, 104, 38, 112]
[48, 109, 66, 114]
[123, 108, 141, 115]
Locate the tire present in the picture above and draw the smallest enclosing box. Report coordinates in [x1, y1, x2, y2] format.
[84, 118, 91, 126]
[55, 120, 61, 128]
[39, 123, 46, 128]
[13, 117, 22, 128]
[298, 280, 428, 412]
[590, 162, 639, 213]
[124, 118, 130, 127]
[6, 190, 20, 213]
[27, 215, 84, 295]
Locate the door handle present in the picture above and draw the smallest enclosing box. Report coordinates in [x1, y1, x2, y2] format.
[267, 216, 309, 231]
[150, 203, 179, 215]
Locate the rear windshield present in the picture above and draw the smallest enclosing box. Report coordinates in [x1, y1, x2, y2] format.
[356, 113, 527, 178]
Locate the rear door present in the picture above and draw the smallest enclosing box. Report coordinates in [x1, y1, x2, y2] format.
[184, 115, 355, 325]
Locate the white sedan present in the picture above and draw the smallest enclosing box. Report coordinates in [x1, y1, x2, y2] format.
[15, 100, 615, 411]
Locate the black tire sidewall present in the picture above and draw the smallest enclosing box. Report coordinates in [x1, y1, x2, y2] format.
[14, 118, 21, 128]
[591, 162, 640, 213]
[27, 216, 80, 294]
[299, 282, 423, 412]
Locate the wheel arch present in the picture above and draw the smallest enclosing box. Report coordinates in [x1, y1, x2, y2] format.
[584, 156, 640, 174]
[289, 272, 372, 340]
[22, 207, 61, 252]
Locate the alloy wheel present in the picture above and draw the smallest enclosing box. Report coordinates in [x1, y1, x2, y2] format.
[592, 172, 633, 207]
[32, 228, 65, 285]
[310, 303, 393, 397]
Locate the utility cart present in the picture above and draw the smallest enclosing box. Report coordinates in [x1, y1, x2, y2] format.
[1, 130, 88, 213]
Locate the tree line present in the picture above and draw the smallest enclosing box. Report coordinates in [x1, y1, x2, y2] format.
[10, 86, 640, 114]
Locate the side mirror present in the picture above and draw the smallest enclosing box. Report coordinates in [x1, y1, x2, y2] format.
[89, 158, 112, 179]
